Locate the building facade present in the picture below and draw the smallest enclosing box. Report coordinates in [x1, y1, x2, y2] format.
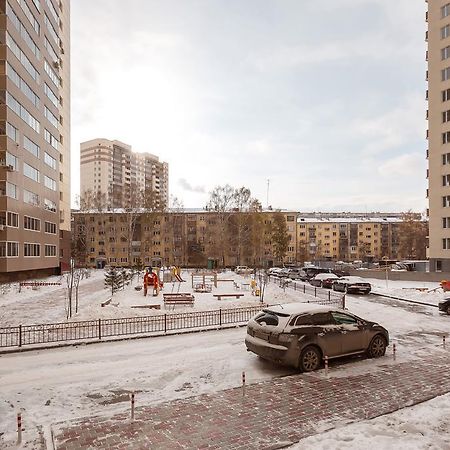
[71, 210, 412, 269]
[427, 1, 450, 271]
[80, 138, 169, 209]
[0, 0, 70, 280]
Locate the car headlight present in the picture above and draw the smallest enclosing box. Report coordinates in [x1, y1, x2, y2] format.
[278, 333, 295, 343]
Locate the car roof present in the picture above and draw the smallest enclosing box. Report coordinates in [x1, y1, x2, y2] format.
[314, 273, 338, 279]
[340, 276, 367, 282]
[265, 303, 334, 315]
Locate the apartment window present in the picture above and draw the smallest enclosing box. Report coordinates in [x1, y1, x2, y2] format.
[443, 131, 450, 144]
[6, 122, 18, 142]
[44, 244, 57, 257]
[24, 243, 40, 257]
[6, 63, 40, 108]
[443, 153, 450, 165]
[442, 25, 450, 40]
[16, 0, 40, 34]
[24, 189, 40, 206]
[443, 217, 450, 228]
[6, 182, 17, 199]
[44, 221, 57, 234]
[0, 241, 19, 257]
[443, 195, 450, 207]
[44, 175, 57, 191]
[443, 4, 450, 18]
[44, 14, 59, 45]
[44, 84, 59, 109]
[24, 216, 40, 231]
[443, 67, 450, 82]
[44, 152, 57, 170]
[443, 88, 450, 103]
[6, 92, 40, 133]
[6, 152, 18, 171]
[7, 212, 18, 227]
[44, 198, 56, 212]
[23, 162, 40, 182]
[6, 32, 39, 82]
[444, 175, 450, 186]
[44, 59, 59, 87]
[44, 106, 59, 128]
[23, 136, 40, 158]
[444, 110, 450, 123]
[44, 129, 59, 150]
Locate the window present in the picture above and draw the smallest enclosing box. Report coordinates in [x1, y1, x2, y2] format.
[7, 4, 40, 59]
[443, 195, 450, 207]
[44, 221, 57, 234]
[16, 0, 40, 34]
[443, 67, 450, 82]
[0, 241, 19, 257]
[44, 14, 59, 45]
[24, 216, 40, 231]
[443, 217, 450, 228]
[44, 83, 59, 107]
[44, 129, 59, 149]
[24, 243, 40, 257]
[44, 59, 59, 87]
[6, 92, 40, 133]
[443, 238, 450, 249]
[443, 110, 450, 123]
[255, 311, 279, 326]
[6, 152, 18, 171]
[24, 136, 40, 158]
[44, 198, 56, 212]
[6, 63, 40, 108]
[44, 152, 56, 169]
[443, 131, 450, 144]
[6, 182, 17, 199]
[44, 37, 58, 63]
[44, 175, 56, 191]
[24, 189, 40, 206]
[443, 88, 450, 103]
[23, 162, 40, 182]
[44, 106, 59, 128]
[331, 312, 358, 325]
[7, 212, 18, 227]
[45, 244, 57, 256]
[6, 32, 39, 82]
[444, 175, 450, 186]
[443, 3, 450, 18]
[442, 25, 450, 40]
[443, 153, 450, 165]
[310, 313, 333, 326]
[443, 46, 450, 61]
[6, 122, 18, 142]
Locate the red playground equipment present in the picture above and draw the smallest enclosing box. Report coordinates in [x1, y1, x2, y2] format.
[143, 268, 163, 296]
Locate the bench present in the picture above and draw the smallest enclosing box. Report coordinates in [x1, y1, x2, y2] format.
[194, 283, 212, 293]
[213, 293, 245, 300]
[131, 304, 161, 309]
[163, 293, 195, 307]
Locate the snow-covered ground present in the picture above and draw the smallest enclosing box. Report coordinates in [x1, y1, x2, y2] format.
[0, 270, 449, 449]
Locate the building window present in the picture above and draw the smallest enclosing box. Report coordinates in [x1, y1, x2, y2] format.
[44, 152, 57, 170]
[6, 62, 40, 108]
[23, 162, 40, 182]
[44, 244, 57, 257]
[44, 198, 56, 212]
[443, 217, 450, 228]
[44, 59, 59, 87]
[443, 131, 450, 144]
[24, 189, 40, 206]
[24, 136, 40, 158]
[44, 129, 59, 150]
[443, 4, 450, 18]
[44, 106, 59, 128]
[6, 152, 18, 171]
[44, 83, 59, 107]
[6, 92, 40, 133]
[0, 241, 19, 257]
[6, 32, 39, 82]
[24, 243, 40, 257]
[44, 221, 57, 234]
[16, 0, 40, 34]
[443, 110, 450, 123]
[443, 195, 450, 207]
[442, 25, 450, 40]
[44, 175, 57, 191]
[6, 182, 17, 199]
[24, 216, 40, 231]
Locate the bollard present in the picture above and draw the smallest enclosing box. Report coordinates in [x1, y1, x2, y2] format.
[393, 343, 396, 361]
[324, 356, 329, 377]
[17, 412, 22, 444]
[130, 392, 135, 421]
[444, 335, 446, 349]
[242, 371, 246, 397]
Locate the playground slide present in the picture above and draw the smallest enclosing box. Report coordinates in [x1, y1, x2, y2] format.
[174, 273, 185, 282]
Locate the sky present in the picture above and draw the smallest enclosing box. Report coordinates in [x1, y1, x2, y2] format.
[70, 0, 427, 212]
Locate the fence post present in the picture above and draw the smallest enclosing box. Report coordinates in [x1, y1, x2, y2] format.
[17, 412, 22, 444]
[242, 371, 246, 397]
[342, 295, 346, 309]
[164, 314, 167, 333]
[324, 356, 329, 377]
[393, 343, 396, 361]
[130, 392, 135, 421]
[328, 291, 330, 302]
[18, 324, 22, 347]
[219, 309, 222, 327]
[98, 318, 102, 340]
[303, 285, 306, 294]
[443, 335, 446, 349]
[314, 287, 317, 298]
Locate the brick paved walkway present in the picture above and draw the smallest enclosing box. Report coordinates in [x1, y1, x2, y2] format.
[53, 351, 450, 450]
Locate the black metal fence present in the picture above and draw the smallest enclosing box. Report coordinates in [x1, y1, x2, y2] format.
[0, 305, 264, 349]
[268, 276, 345, 308]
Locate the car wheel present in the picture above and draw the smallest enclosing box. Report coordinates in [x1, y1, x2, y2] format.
[367, 335, 387, 358]
[299, 346, 321, 372]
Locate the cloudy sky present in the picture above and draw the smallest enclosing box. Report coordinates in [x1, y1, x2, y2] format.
[71, 0, 427, 212]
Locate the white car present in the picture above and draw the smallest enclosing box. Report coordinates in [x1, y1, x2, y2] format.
[235, 266, 252, 274]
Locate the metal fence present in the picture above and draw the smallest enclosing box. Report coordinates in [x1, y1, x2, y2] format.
[0, 305, 264, 349]
[268, 276, 345, 308]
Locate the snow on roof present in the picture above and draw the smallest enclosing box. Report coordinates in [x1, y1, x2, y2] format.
[297, 217, 404, 223]
[265, 303, 334, 315]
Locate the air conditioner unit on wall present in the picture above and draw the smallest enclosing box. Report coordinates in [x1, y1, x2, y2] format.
[6, 165, 14, 172]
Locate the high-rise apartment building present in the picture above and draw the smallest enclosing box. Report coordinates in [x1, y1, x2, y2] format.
[0, 0, 70, 280]
[80, 138, 169, 209]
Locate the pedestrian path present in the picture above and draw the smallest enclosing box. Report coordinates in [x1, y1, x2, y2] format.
[53, 350, 450, 450]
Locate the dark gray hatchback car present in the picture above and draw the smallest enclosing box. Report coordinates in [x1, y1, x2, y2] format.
[245, 304, 389, 372]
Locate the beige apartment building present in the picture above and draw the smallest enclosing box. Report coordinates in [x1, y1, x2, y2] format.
[426, 1, 450, 271]
[296, 217, 401, 263]
[80, 138, 169, 209]
[0, 0, 71, 280]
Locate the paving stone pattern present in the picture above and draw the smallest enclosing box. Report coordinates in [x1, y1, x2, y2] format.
[54, 352, 450, 450]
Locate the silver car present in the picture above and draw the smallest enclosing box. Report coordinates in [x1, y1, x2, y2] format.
[245, 304, 389, 372]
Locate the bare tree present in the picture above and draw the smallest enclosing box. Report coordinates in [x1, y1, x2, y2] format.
[398, 211, 428, 260]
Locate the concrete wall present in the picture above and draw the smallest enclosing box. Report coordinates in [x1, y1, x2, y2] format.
[349, 269, 450, 283]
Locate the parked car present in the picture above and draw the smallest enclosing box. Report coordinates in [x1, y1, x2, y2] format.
[268, 267, 282, 277]
[438, 298, 450, 315]
[300, 266, 333, 281]
[277, 268, 291, 278]
[332, 276, 371, 294]
[235, 266, 252, 274]
[245, 304, 389, 371]
[309, 273, 339, 288]
[286, 268, 306, 280]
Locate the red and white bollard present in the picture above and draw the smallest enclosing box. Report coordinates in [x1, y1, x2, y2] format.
[393, 343, 397, 361]
[17, 412, 22, 444]
[242, 371, 246, 397]
[443, 335, 446, 349]
[130, 392, 135, 421]
[324, 356, 329, 377]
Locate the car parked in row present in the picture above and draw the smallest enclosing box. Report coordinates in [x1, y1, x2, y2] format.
[309, 273, 339, 288]
[245, 304, 389, 371]
[438, 298, 450, 315]
[332, 276, 371, 294]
